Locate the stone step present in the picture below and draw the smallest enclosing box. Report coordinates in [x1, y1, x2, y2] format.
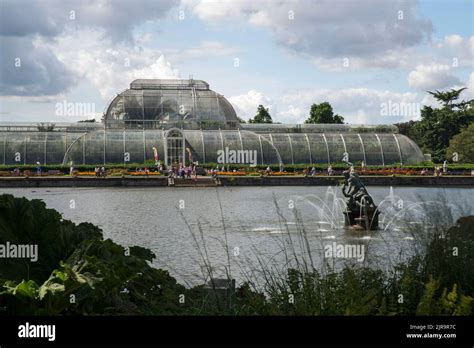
[169, 178, 220, 187]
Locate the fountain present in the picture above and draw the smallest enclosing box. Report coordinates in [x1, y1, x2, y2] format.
[341, 165, 379, 230]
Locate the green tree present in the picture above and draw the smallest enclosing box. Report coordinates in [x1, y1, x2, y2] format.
[414, 88, 473, 162]
[304, 102, 344, 124]
[446, 123, 474, 163]
[248, 105, 272, 124]
[428, 88, 471, 108]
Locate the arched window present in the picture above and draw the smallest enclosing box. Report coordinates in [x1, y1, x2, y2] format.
[164, 128, 185, 167]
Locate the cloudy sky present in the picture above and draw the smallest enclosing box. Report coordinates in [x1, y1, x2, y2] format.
[0, 0, 473, 124]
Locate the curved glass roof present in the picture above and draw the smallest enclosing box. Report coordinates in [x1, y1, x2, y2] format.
[240, 123, 399, 133]
[104, 79, 239, 129]
[0, 129, 424, 166]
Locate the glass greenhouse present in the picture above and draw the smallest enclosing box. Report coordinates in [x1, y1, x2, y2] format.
[0, 79, 425, 166]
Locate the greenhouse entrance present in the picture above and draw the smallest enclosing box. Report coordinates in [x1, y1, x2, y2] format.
[164, 129, 185, 167]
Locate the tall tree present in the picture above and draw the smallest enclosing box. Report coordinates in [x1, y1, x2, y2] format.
[446, 123, 474, 163]
[248, 105, 272, 124]
[414, 88, 473, 162]
[428, 88, 469, 107]
[304, 102, 344, 124]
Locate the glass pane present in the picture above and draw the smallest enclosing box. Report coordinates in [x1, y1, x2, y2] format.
[45, 133, 66, 165]
[396, 134, 425, 165]
[378, 134, 401, 165]
[84, 131, 105, 164]
[269, 134, 293, 164]
[341, 134, 364, 164]
[145, 130, 165, 163]
[288, 134, 310, 164]
[202, 130, 222, 163]
[183, 130, 204, 164]
[324, 134, 345, 164]
[5, 133, 25, 165]
[307, 133, 329, 164]
[125, 131, 145, 164]
[360, 133, 383, 165]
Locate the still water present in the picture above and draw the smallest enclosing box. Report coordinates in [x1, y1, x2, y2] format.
[3, 186, 473, 286]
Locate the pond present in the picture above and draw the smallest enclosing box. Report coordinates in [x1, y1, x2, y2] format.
[3, 186, 473, 286]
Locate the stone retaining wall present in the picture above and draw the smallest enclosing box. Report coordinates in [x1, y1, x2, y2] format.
[0, 176, 168, 187]
[0, 175, 472, 187]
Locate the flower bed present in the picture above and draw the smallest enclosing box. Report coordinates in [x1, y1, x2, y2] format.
[216, 171, 247, 176]
[130, 172, 162, 176]
[360, 169, 419, 176]
[268, 171, 298, 176]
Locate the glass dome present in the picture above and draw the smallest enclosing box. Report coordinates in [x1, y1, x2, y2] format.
[104, 79, 239, 129]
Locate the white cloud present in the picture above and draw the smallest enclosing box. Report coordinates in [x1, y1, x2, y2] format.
[467, 72, 474, 99]
[305, 33, 474, 72]
[276, 88, 421, 124]
[164, 41, 239, 62]
[1, 0, 179, 40]
[278, 105, 303, 123]
[4, 23, 236, 101]
[434, 35, 474, 68]
[228, 90, 272, 120]
[186, 0, 250, 21]
[407, 64, 461, 90]
[40, 29, 180, 101]
[187, 0, 433, 69]
[229, 88, 423, 125]
[187, 1, 474, 73]
[0, 0, 179, 97]
[0, 36, 77, 96]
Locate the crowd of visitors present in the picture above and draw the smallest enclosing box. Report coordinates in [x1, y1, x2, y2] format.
[420, 162, 448, 176]
[167, 162, 198, 183]
[94, 166, 107, 177]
